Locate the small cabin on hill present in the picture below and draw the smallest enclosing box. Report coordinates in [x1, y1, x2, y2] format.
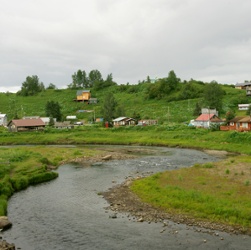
[7, 118, 45, 132]
[75, 90, 91, 102]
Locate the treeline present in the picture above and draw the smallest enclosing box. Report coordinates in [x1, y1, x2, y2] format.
[68, 69, 117, 90]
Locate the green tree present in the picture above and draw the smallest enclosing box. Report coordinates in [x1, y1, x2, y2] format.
[89, 69, 103, 88]
[166, 70, 180, 91]
[69, 70, 89, 89]
[203, 81, 225, 113]
[17, 75, 44, 96]
[47, 83, 57, 90]
[193, 102, 201, 116]
[101, 93, 117, 124]
[246, 105, 251, 115]
[226, 110, 235, 122]
[45, 101, 62, 121]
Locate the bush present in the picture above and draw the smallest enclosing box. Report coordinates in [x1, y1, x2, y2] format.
[0, 198, 8, 216]
[29, 171, 58, 185]
[10, 176, 29, 191]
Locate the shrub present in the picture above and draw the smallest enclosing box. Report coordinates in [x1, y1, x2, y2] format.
[10, 176, 29, 191]
[29, 171, 58, 185]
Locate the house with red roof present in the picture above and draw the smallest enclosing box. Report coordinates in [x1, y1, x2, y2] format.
[194, 113, 223, 129]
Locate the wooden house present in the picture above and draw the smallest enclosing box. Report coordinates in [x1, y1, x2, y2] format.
[0, 114, 7, 126]
[113, 117, 136, 127]
[75, 90, 91, 102]
[194, 114, 223, 129]
[7, 118, 45, 132]
[220, 116, 251, 131]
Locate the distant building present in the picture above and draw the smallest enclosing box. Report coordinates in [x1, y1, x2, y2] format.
[113, 117, 136, 127]
[238, 104, 251, 111]
[75, 90, 91, 102]
[7, 118, 45, 132]
[0, 114, 7, 126]
[194, 114, 223, 129]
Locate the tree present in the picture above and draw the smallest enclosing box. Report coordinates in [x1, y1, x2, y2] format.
[17, 75, 44, 96]
[89, 69, 103, 88]
[45, 101, 62, 121]
[47, 83, 57, 90]
[101, 93, 117, 124]
[193, 102, 201, 116]
[203, 81, 225, 113]
[226, 110, 235, 122]
[69, 70, 89, 89]
[166, 70, 180, 91]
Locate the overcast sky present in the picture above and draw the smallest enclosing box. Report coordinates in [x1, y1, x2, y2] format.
[1, 0, 251, 92]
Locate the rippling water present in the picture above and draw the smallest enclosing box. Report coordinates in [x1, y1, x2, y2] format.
[2, 146, 251, 250]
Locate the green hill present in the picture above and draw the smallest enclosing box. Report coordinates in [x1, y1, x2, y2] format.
[0, 82, 249, 124]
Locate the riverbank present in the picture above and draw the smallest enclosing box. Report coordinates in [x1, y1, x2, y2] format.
[102, 177, 251, 236]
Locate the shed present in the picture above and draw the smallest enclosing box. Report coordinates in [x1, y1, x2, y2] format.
[7, 118, 45, 132]
[88, 98, 98, 104]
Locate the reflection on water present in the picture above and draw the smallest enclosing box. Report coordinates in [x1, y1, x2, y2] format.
[2, 146, 251, 250]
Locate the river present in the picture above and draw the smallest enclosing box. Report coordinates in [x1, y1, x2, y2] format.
[1, 146, 251, 250]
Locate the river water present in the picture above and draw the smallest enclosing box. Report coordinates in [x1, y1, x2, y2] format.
[1, 146, 251, 250]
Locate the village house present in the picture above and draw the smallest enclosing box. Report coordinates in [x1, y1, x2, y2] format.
[75, 90, 91, 102]
[192, 108, 223, 128]
[193, 113, 223, 129]
[113, 117, 136, 127]
[220, 116, 251, 132]
[235, 81, 251, 96]
[238, 104, 251, 111]
[7, 118, 45, 132]
[0, 114, 7, 126]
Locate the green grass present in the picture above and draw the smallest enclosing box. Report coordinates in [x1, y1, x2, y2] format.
[131, 159, 251, 230]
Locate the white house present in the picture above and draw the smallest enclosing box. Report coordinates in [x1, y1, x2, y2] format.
[238, 104, 251, 111]
[0, 114, 7, 126]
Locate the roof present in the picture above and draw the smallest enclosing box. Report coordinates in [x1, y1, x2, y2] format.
[228, 116, 246, 123]
[0, 114, 7, 118]
[238, 116, 251, 123]
[76, 90, 90, 95]
[113, 117, 128, 122]
[9, 118, 45, 127]
[113, 117, 136, 122]
[195, 114, 215, 121]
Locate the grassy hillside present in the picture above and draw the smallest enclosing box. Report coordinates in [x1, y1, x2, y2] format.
[0, 83, 249, 124]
